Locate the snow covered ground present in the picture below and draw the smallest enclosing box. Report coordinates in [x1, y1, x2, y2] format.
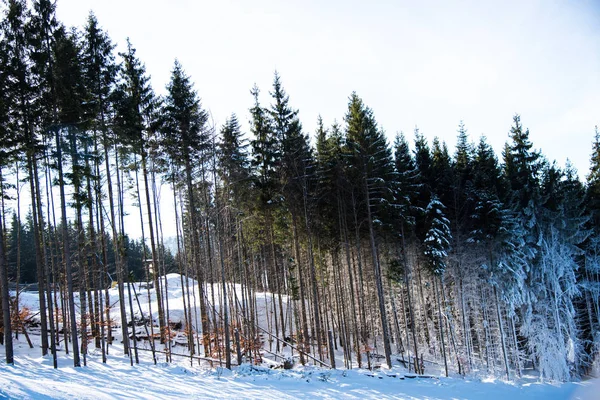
[0, 274, 596, 399]
[0, 352, 593, 399]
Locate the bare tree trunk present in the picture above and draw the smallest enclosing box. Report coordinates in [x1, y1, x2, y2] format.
[399, 227, 420, 373]
[53, 129, 82, 366]
[459, 276, 473, 372]
[291, 212, 309, 359]
[364, 179, 392, 369]
[494, 286, 510, 380]
[39, 153, 57, 368]
[302, 182, 324, 362]
[27, 153, 49, 357]
[183, 157, 210, 356]
[434, 276, 448, 376]
[0, 202, 13, 364]
[133, 154, 157, 365]
[141, 150, 166, 343]
[104, 138, 129, 355]
[212, 149, 231, 369]
[339, 199, 361, 368]
[14, 164, 22, 341]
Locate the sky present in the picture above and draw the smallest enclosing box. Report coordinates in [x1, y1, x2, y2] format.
[51, 0, 600, 239]
[53, 0, 600, 177]
[51, 0, 600, 178]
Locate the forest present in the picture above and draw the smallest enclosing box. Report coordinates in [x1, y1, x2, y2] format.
[0, 0, 599, 383]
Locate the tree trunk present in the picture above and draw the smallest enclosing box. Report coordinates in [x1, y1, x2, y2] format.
[54, 128, 80, 367]
[364, 179, 392, 369]
[434, 276, 448, 377]
[103, 137, 129, 355]
[494, 285, 510, 380]
[0, 206, 13, 364]
[399, 226, 420, 373]
[141, 150, 166, 342]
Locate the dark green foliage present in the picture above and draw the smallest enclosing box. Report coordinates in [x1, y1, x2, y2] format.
[270, 73, 314, 215]
[162, 60, 209, 167]
[344, 92, 396, 229]
[503, 114, 542, 210]
[6, 213, 36, 283]
[53, 27, 86, 127]
[112, 39, 157, 155]
[27, 0, 60, 128]
[218, 113, 251, 205]
[431, 137, 453, 200]
[124, 235, 148, 280]
[250, 84, 277, 206]
[586, 127, 600, 229]
[81, 12, 116, 129]
[314, 117, 345, 245]
[391, 132, 419, 234]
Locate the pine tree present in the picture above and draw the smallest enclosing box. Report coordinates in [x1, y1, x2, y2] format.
[2, 0, 54, 361]
[431, 137, 453, 207]
[114, 41, 166, 346]
[218, 113, 251, 205]
[392, 131, 421, 371]
[0, 25, 13, 363]
[81, 11, 116, 125]
[162, 59, 211, 354]
[586, 127, 600, 228]
[80, 11, 122, 356]
[413, 128, 435, 243]
[249, 84, 276, 206]
[269, 73, 320, 359]
[344, 92, 395, 368]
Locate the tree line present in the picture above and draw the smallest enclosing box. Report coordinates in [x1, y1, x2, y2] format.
[0, 0, 598, 381]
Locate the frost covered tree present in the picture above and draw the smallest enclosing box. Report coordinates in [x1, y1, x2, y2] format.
[584, 127, 600, 374]
[423, 195, 451, 376]
[524, 162, 587, 380]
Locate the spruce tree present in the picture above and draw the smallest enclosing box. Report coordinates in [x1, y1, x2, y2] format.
[586, 127, 600, 228]
[250, 84, 276, 206]
[218, 113, 251, 205]
[269, 72, 319, 359]
[114, 38, 168, 347]
[2, 0, 54, 360]
[0, 23, 13, 363]
[80, 11, 123, 355]
[162, 59, 211, 353]
[344, 92, 395, 368]
[392, 131, 421, 371]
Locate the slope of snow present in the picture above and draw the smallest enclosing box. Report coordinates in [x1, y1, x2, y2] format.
[0, 274, 594, 399]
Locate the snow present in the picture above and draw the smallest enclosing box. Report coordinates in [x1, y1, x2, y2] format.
[0, 353, 590, 400]
[0, 274, 595, 399]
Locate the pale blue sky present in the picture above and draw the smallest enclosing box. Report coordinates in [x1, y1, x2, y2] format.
[56, 0, 600, 177]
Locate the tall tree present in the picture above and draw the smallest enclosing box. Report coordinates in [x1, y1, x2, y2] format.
[2, 0, 53, 360]
[162, 59, 211, 353]
[0, 22, 14, 363]
[53, 24, 88, 367]
[80, 10, 120, 354]
[344, 92, 395, 368]
[113, 38, 166, 343]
